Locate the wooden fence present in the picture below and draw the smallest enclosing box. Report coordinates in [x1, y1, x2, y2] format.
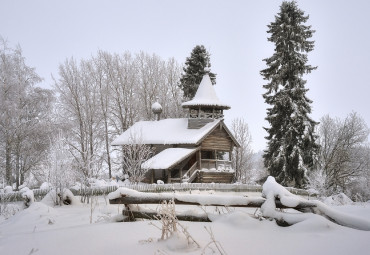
[0, 183, 314, 202]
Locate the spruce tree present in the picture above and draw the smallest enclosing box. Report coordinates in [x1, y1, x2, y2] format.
[179, 45, 216, 100]
[261, 1, 320, 188]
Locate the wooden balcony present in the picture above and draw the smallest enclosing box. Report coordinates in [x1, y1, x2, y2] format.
[200, 159, 232, 171]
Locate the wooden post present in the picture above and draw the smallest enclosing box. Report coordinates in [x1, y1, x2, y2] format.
[198, 150, 202, 170]
[180, 167, 183, 183]
[215, 150, 218, 170]
[167, 170, 171, 183]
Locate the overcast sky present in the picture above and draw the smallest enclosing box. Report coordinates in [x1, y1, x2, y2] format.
[1, 0, 370, 152]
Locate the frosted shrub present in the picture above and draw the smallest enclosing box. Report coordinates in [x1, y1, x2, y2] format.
[308, 169, 327, 196]
[150, 200, 199, 250]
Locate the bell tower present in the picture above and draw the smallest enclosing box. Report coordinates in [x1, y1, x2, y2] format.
[182, 74, 230, 129]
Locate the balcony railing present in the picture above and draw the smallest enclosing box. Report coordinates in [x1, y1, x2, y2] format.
[200, 159, 232, 171]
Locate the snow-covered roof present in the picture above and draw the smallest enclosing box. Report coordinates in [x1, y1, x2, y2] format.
[181, 74, 230, 109]
[111, 118, 221, 145]
[142, 148, 198, 170]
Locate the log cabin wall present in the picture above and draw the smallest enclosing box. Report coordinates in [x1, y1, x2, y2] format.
[151, 144, 173, 154]
[152, 144, 197, 154]
[200, 126, 233, 151]
[188, 118, 214, 129]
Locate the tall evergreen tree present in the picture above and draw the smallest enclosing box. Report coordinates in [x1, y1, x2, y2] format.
[261, 1, 320, 188]
[179, 45, 216, 100]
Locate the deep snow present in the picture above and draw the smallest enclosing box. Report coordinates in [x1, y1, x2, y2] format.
[0, 190, 369, 255]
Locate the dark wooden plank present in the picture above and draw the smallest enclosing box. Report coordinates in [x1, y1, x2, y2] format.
[123, 210, 211, 222]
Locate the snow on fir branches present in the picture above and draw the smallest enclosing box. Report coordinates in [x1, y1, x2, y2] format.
[179, 45, 216, 101]
[261, 1, 320, 188]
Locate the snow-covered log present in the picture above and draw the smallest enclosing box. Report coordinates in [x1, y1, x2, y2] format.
[261, 176, 370, 231]
[108, 187, 316, 209]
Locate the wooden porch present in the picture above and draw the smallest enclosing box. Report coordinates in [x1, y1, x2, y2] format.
[169, 158, 234, 184]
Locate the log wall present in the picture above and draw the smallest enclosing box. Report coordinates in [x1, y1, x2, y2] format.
[194, 171, 234, 183]
[188, 118, 214, 129]
[201, 127, 233, 151]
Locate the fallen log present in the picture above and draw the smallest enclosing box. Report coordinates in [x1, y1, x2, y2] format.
[108, 188, 317, 210]
[123, 209, 211, 222]
[261, 176, 370, 231]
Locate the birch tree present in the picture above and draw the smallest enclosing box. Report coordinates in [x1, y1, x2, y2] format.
[13, 87, 54, 188]
[0, 38, 48, 186]
[317, 113, 370, 194]
[54, 58, 103, 180]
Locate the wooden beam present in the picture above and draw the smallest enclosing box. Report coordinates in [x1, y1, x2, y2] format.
[167, 170, 171, 183]
[198, 150, 202, 169]
[122, 209, 211, 222]
[109, 194, 317, 210]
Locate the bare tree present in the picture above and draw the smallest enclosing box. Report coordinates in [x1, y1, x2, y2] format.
[87, 52, 113, 178]
[13, 88, 54, 188]
[317, 112, 370, 194]
[54, 58, 104, 180]
[54, 51, 183, 182]
[159, 57, 183, 119]
[0, 38, 52, 187]
[47, 131, 77, 205]
[231, 118, 253, 183]
[107, 51, 139, 135]
[136, 52, 162, 120]
[120, 132, 154, 183]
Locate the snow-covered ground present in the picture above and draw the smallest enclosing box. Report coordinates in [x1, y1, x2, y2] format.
[0, 190, 369, 255]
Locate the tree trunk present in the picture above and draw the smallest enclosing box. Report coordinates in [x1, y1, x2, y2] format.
[5, 137, 12, 186]
[15, 149, 20, 189]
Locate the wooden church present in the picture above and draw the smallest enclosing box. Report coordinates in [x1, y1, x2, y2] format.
[111, 73, 240, 184]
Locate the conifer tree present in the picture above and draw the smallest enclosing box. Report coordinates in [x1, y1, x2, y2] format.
[261, 1, 320, 188]
[179, 45, 216, 100]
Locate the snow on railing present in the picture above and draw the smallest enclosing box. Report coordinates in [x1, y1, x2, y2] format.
[0, 183, 313, 202]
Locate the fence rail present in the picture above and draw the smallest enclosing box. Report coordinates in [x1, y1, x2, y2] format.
[1, 183, 314, 203]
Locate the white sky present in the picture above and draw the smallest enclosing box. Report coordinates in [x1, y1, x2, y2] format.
[1, 0, 369, 152]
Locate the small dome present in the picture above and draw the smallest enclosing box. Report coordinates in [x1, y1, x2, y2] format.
[152, 102, 162, 114]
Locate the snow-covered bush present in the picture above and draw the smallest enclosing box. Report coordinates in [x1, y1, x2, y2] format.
[0, 202, 23, 220]
[20, 187, 34, 207]
[40, 182, 52, 190]
[308, 168, 327, 196]
[323, 193, 353, 206]
[18, 183, 28, 190]
[89, 178, 107, 188]
[4, 186, 13, 194]
[41, 188, 79, 206]
[1, 188, 23, 219]
[345, 178, 370, 202]
[107, 179, 119, 187]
